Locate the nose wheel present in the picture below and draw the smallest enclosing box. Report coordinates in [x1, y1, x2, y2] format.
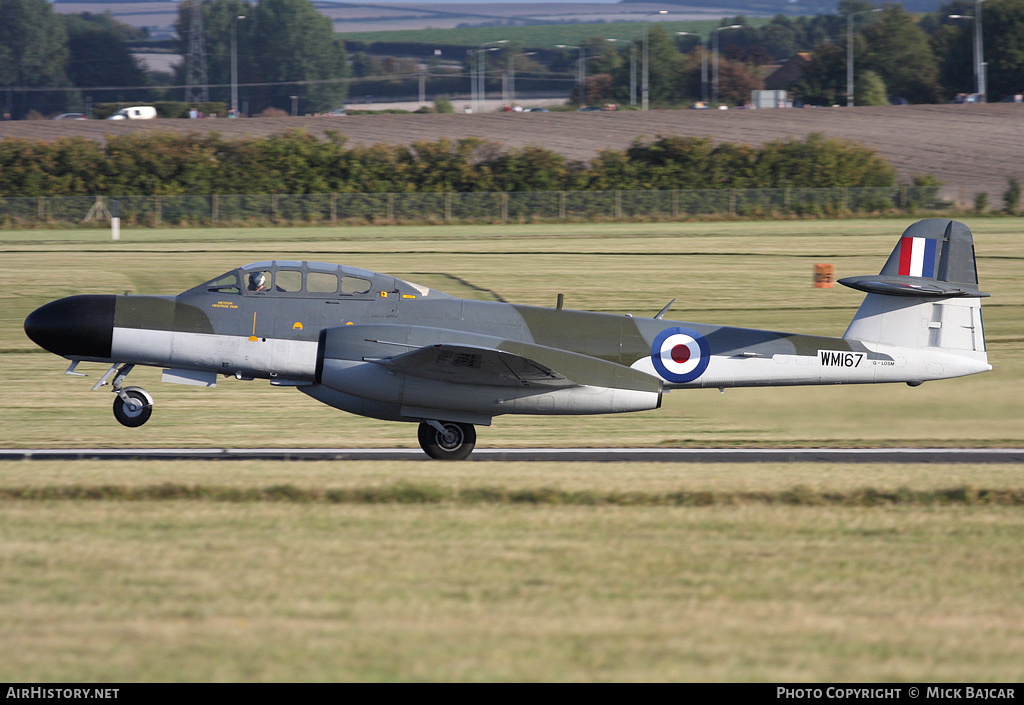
[112, 386, 153, 427]
[94, 363, 154, 427]
[418, 421, 476, 460]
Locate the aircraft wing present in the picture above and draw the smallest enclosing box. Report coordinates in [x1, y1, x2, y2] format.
[369, 341, 662, 393]
[369, 344, 569, 387]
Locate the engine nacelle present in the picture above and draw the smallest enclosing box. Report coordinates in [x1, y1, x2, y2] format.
[315, 357, 659, 419]
[313, 323, 661, 420]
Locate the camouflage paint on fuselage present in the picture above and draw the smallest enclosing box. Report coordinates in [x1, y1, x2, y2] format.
[96, 257, 890, 392]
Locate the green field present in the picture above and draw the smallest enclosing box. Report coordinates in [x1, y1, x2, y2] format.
[2, 219, 1023, 681]
[2, 460, 1023, 682]
[336, 20, 773, 48]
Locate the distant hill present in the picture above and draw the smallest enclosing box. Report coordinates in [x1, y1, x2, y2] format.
[51, 1, 953, 43]
[621, 0, 948, 15]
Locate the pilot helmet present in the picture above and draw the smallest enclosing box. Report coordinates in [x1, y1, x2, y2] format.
[251, 272, 266, 289]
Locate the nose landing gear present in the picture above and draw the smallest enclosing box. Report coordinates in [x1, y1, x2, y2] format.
[95, 363, 154, 427]
[112, 387, 153, 427]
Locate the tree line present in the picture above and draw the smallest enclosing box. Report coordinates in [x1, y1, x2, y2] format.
[5, 0, 1022, 118]
[0, 0, 348, 119]
[338, 0, 1024, 107]
[0, 131, 897, 197]
[563, 0, 1024, 107]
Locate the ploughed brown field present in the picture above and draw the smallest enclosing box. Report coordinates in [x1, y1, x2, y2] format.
[2, 103, 1021, 188]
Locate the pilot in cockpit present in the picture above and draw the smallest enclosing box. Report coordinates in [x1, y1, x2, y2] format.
[248, 272, 267, 292]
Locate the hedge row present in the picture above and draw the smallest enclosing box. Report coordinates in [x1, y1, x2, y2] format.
[4, 483, 1020, 506]
[0, 130, 897, 197]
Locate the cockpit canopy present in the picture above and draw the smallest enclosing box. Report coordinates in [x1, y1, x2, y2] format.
[187, 261, 443, 300]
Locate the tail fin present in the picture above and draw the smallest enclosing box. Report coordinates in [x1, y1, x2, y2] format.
[841, 219, 988, 354]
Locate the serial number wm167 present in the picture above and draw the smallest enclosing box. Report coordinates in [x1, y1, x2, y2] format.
[819, 350, 865, 368]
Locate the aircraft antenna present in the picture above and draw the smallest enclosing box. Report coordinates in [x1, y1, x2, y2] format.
[185, 0, 209, 104]
[654, 299, 676, 319]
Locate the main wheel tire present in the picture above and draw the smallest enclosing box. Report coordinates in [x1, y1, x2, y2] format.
[113, 388, 152, 428]
[417, 421, 476, 460]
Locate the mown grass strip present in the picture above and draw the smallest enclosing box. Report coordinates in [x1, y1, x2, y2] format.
[2, 483, 1023, 506]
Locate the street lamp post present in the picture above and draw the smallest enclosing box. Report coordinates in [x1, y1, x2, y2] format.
[976, 0, 987, 100]
[846, 8, 881, 107]
[230, 15, 245, 115]
[467, 49, 475, 111]
[641, 10, 668, 111]
[556, 44, 586, 106]
[712, 24, 741, 106]
[951, 1, 986, 100]
[470, 41, 506, 112]
[702, 39, 709, 103]
[482, 40, 507, 112]
[508, 52, 536, 108]
[629, 41, 637, 106]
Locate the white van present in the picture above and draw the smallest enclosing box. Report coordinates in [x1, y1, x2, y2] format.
[107, 106, 157, 120]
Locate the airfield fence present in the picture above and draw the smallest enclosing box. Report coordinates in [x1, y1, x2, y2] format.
[0, 185, 957, 228]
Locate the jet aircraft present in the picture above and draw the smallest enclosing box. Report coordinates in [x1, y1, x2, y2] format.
[24, 219, 990, 459]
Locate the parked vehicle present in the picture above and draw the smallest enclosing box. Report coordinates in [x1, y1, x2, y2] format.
[107, 106, 157, 120]
[953, 93, 982, 104]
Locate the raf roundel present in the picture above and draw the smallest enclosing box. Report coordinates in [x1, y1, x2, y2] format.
[650, 327, 710, 384]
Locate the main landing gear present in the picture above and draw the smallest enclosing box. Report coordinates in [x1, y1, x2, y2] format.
[94, 363, 154, 428]
[418, 421, 476, 460]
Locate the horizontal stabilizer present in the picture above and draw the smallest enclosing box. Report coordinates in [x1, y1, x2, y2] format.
[838, 275, 988, 298]
[839, 219, 988, 298]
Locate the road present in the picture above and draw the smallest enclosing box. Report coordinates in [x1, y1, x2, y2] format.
[3, 448, 1023, 462]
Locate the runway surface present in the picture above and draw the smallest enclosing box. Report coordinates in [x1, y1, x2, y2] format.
[3, 448, 1024, 463]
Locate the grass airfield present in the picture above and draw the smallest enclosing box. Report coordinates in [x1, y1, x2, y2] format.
[3, 218, 1023, 449]
[2, 219, 1023, 681]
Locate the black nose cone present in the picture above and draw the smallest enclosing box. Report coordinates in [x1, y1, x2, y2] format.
[25, 295, 115, 359]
